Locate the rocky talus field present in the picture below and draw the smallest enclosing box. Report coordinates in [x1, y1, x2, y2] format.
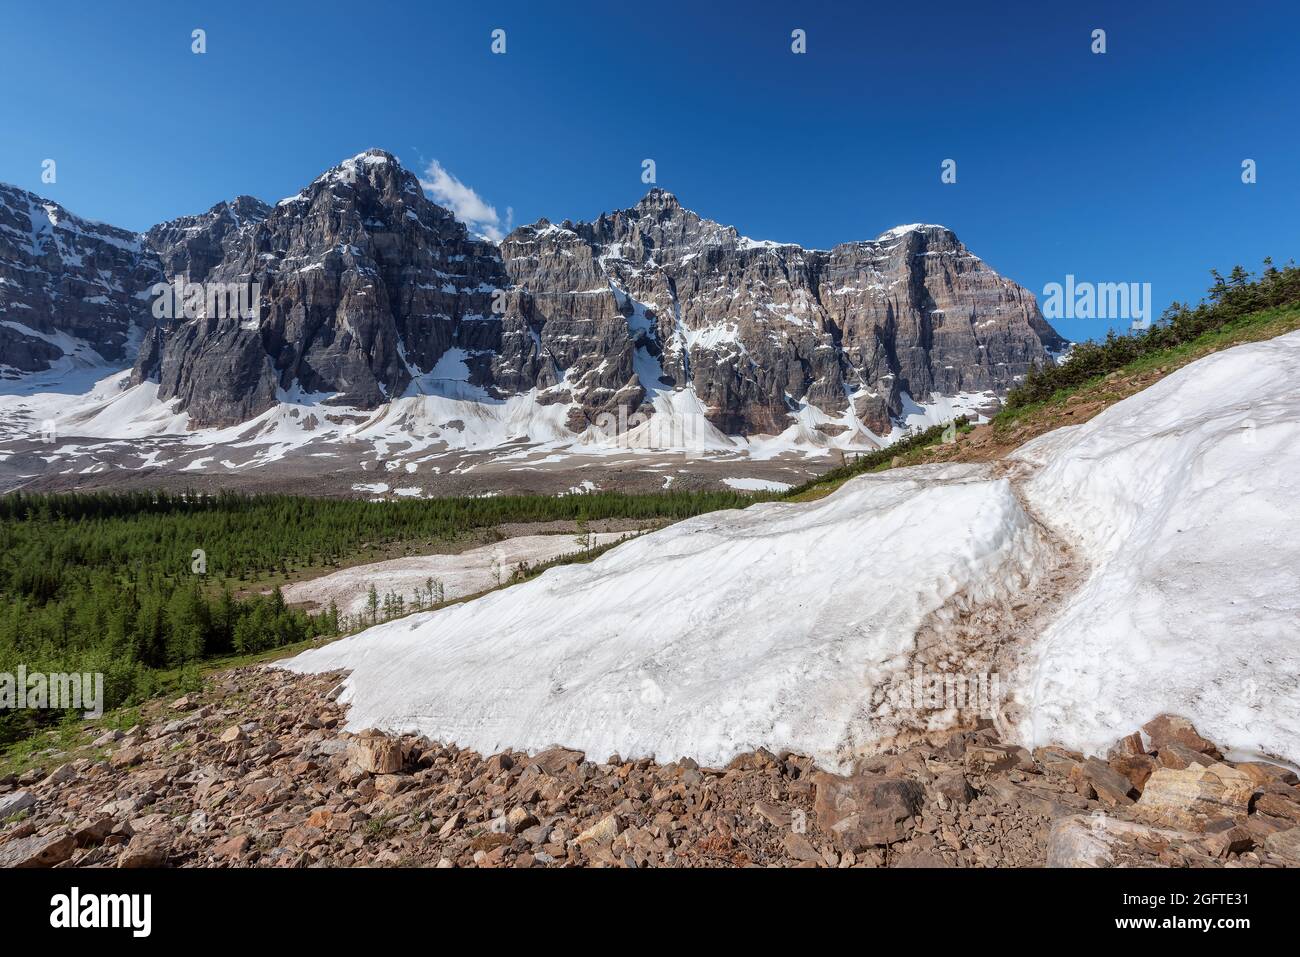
[2, 667, 1297, 868]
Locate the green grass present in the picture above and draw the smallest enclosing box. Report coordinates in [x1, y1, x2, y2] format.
[993, 303, 1300, 433]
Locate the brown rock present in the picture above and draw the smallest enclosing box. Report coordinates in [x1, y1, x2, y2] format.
[1109, 753, 1158, 792]
[486, 752, 514, 775]
[965, 744, 1032, 775]
[373, 773, 409, 795]
[109, 746, 144, 769]
[782, 832, 822, 863]
[0, 832, 76, 868]
[306, 809, 335, 829]
[118, 833, 171, 868]
[1110, 732, 1147, 758]
[1157, 744, 1217, 770]
[1201, 824, 1253, 858]
[218, 725, 247, 744]
[348, 734, 402, 774]
[505, 807, 538, 832]
[1136, 764, 1257, 828]
[213, 834, 252, 859]
[1253, 792, 1300, 824]
[282, 825, 325, 848]
[1234, 762, 1299, 787]
[72, 816, 115, 846]
[752, 801, 793, 828]
[1080, 758, 1136, 806]
[813, 772, 924, 850]
[468, 831, 512, 852]
[893, 851, 951, 868]
[1142, 715, 1221, 757]
[530, 747, 585, 776]
[1263, 827, 1300, 862]
[933, 771, 975, 806]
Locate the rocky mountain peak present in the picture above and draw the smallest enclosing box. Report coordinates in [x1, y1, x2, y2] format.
[4, 152, 1065, 445]
[0, 181, 157, 376]
[227, 195, 272, 226]
[635, 187, 681, 211]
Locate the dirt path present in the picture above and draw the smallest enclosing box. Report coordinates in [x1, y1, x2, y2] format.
[840, 461, 1089, 759]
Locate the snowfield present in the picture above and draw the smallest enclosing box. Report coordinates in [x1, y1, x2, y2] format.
[283, 463, 1054, 769]
[1009, 331, 1300, 762]
[280, 533, 630, 617]
[282, 332, 1300, 769]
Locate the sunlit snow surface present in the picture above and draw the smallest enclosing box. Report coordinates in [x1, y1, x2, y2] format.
[284, 332, 1300, 768]
[1008, 331, 1300, 761]
[283, 463, 1052, 770]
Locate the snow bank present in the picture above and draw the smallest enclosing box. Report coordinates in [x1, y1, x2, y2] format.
[282, 463, 1050, 769]
[281, 533, 629, 617]
[1010, 331, 1300, 761]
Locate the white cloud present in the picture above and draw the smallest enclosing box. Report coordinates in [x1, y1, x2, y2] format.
[419, 160, 509, 242]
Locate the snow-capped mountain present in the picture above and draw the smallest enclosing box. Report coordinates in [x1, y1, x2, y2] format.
[0, 150, 1065, 492]
[0, 183, 160, 384]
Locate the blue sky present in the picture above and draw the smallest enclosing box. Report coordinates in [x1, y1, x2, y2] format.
[2, 0, 1296, 342]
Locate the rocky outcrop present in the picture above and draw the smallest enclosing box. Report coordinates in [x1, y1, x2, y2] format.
[132, 151, 509, 426]
[0, 183, 160, 378]
[144, 195, 271, 282]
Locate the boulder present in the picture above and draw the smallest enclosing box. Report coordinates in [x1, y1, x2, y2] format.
[118, 833, 172, 867]
[531, 747, 585, 776]
[218, 725, 247, 744]
[1234, 761, 1299, 787]
[1079, 757, 1136, 806]
[0, 832, 76, 868]
[1136, 764, 1256, 828]
[1142, 715, 1221, 757]
[0, 790, 37, 818]
[1253, 792, 1300, 824]
[812, 772, 924, 849]
[1109, 753, 1158, 792]
[348, 734, 402, 774]
[1263, 827, 1300, 862]
[1157, 744, 1217, 770]
[1045, 816, 1114, 868]
[572, 814, 620, 848]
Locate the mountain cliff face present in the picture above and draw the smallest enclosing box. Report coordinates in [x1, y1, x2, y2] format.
[503, 189, 1064, 436]
[5, 151, 1064, 442]
[0, 183, 159, 380]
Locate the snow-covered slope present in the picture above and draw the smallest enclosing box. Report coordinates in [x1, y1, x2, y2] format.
[281, 532, 630, 618]
[1009, 330, 1300, 761]
[283, 463, 1053, 769]
[283, 331, 1300, 769]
